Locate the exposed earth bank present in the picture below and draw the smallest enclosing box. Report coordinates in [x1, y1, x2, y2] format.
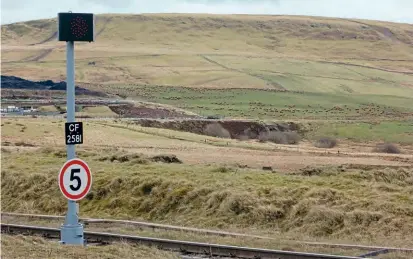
[131, 118, 302, 139]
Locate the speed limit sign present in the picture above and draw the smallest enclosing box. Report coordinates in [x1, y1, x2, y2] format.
[58, 158, 92, 201]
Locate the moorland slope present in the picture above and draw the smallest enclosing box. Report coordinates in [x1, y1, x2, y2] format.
[2, 14, 413, 97]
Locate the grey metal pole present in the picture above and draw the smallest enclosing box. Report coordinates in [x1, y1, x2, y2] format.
[60, 41, 85, 245]
[66, 41, 76, 165]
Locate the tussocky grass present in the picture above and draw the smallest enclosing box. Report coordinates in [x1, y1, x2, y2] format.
[1, 147, 413, 249]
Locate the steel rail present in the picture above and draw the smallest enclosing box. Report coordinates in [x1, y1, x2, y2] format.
[2, 212, 271, 239]
[1, 223, 364, 259]
[2, 212, 413, 254]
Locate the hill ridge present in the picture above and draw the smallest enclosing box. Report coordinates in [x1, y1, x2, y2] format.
[1, 13, 412, 98]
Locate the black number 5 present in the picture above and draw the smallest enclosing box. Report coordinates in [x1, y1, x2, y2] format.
[70, 168, 81, 191]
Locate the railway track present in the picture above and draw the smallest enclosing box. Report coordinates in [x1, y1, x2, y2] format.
[3, 212, 413, 258]
[1, 223, 365, 259]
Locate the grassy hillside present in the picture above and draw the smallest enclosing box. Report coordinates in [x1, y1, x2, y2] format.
[2, 14, 413, 97]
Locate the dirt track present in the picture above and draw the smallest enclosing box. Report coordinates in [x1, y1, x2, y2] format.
[123, 144, 411, 172]
[99, 123, 412, 171]
[4, 141, 410, 172]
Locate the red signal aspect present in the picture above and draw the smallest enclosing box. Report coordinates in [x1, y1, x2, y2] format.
[70, 16, 89, 38]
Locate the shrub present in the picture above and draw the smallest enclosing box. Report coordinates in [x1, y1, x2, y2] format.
[373, 143, 401, 154]
[258, 131, 269, 142]
[237, 135, 250, 141]
[213, 166, 232, 173]
[15, 141, 35, 147]
[284, 132, 301, 144]
[268, 131, 288, 144]
[204, 123, 231, 138]
[206, 115, 221, 119]
[259, 131, 301, 145]
[98, 153, 150, 164]
[151, 154, 182, 164]
[243, 128, 258, 139]
[314, 137, 337, 149]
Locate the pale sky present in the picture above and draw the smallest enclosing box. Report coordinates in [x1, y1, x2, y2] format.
[1, 0, 413, 25]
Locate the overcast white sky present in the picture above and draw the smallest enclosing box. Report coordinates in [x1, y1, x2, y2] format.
[1, 0, 413, 25]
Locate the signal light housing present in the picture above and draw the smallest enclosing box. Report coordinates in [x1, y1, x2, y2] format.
[58, 12, 95, 42]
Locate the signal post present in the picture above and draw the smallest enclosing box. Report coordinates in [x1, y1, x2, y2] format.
[57, 12, 95, 245]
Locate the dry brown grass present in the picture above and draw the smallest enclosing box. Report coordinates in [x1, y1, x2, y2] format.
[1, 118, 411, 172]
[3, 233, 411, 259]
[0, 216, 386, 257]
[2, 147, 413, 248]
[1, 235, 179, 259]
[78, 106, 118, 117]
[1, 117, 413, 252]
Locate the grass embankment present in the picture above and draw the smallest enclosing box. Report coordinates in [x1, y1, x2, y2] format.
[2, 148, 413, 248]
[37, 105, 59, 112]
[77, 106, 118, 117]
[1, 235, 179, 259]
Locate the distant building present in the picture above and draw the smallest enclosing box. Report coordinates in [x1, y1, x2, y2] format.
[0, 106, 21, 113]
[0, 105, 36, 114]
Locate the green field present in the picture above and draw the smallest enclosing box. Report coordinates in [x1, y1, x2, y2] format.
[95, 84, 413, 120]
[306, 121, 413, 145]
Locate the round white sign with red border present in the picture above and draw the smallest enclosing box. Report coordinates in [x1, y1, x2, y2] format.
[58, 158, 92, 201]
